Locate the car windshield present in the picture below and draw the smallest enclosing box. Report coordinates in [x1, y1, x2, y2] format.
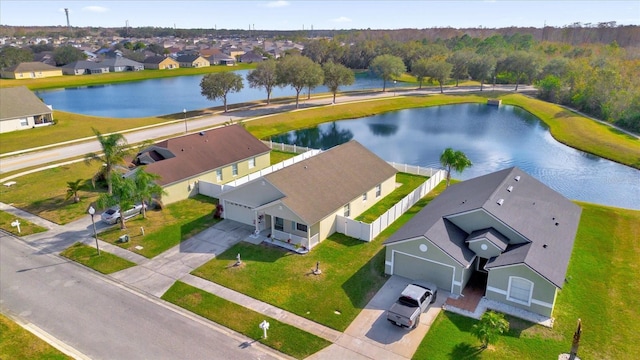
[105, 209, 117, 215]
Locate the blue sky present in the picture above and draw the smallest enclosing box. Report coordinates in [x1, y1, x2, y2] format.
[1, 1, 638, 30]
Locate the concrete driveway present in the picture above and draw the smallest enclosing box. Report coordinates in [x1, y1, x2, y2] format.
[310, 275, 446, 359]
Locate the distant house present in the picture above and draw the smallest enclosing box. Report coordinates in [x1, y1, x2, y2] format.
[207, 51, 237, 66]
[0, 86, 54, 133]
[0, 62, 62, 79]
[99, 57, 144, 72]
[239, 51, 264, 63]
[131, 125, 270, 205]
[61, 60, 109, 75]
[176, 55, 210, 68]
[219, 141, 397, 250]
[383, 167, 582, 318]
[143, 56, 179, 70]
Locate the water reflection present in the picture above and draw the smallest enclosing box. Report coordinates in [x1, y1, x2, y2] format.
[276, 104, 639, 210]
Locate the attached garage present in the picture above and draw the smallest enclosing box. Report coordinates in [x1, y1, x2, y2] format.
[391, 251, 456, 293]
[223, 201, 254, 225]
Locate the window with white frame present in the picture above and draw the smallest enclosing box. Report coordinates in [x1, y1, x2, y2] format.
[232, 163, 238, 176]
[343, 204, 350, 217]
[375, 184, 382, 198]
[216, 169, 222, 182]
[507, 277, 533, 305]
[249, 157, 256, 169]
[20, 118, 28, 126]
[362, 192, 367, 202]
[295, 222, 308, 232]
[274, 217, 284, 231]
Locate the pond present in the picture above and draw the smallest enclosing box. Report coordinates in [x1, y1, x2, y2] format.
[35, 70, 406, 118]
[271, 104, 640, 210]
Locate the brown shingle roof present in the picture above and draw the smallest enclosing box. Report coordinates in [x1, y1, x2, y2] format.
[5, 61, 60, 73]
[0, 86, 52, 121]
[264, 140, 397, 225]
[138, 125, 270, 186]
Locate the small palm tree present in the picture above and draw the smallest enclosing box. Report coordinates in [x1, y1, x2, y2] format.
[132, 167, 166, 218]
[65, 179, 83, 203]
[471, 311, 510, 349]
[439, 147, 473, 187]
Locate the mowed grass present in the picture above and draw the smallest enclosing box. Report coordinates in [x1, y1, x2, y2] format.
[96, 195, 219, 258]
[192, 181, 450, 331]
[355, 172, 428, 223]
[0, 210, 47, 236]
[416, 202, 640, 360]
[162, 281, 331, 359]
[0, 313, 70, 360]
[60, 242, 136, 274]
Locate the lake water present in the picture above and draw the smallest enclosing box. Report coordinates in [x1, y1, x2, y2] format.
[272, 104, 640, 210]
[35, 70, 405, 118]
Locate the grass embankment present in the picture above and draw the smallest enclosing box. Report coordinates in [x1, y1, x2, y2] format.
[416, 202, 640, 360]
[0, 313, 70, 360]
[0, 210, 47, 236]
[0, 64, 256, 91]
[192, 181, 450, 331]
[355, 172, 428, 223]
[60, 242, 136, 274]
[162, 281, 331, 359]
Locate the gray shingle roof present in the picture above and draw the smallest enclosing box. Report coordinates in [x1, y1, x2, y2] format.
[0, 86, 52, 121]
[384, 167, 582, 288]
[263, 140, 397, 225]
[4, 61, 60, 73]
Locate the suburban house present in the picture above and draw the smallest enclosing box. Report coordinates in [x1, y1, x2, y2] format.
[0, 61, 62, 79]
[143, 56, 179, 70]
[383, 167, 582, 318]
[61, 60, 109, 75]
[100, 57, 144, 72]
[176, 55, 210, 68]
[0, 86, 54, 133]
[219, 140, 398, 250]
[208, 51, 237, 66]
[239, 51, 264, 63]
[130, 125, 270, 205]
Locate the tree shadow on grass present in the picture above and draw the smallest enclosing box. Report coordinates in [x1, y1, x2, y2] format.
[449, 342, 484, 360]
[341, 248, 387, 308]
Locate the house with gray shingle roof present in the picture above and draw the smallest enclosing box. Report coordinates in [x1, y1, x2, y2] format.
[99, 57, 144, 72]
[219, 140, 398, 250]
[0, 86, 54, 133]
[175, 55, 210, 68]
[61, 60, 109, 75]
[383, 167, 582, 318]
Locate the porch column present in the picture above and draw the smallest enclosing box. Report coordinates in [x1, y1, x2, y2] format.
[253, 211, 259, 233]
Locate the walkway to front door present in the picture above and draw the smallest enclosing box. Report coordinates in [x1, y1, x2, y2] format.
[445, 272, 486, 313]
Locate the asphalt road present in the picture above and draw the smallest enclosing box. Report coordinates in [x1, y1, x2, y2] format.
[0, 232, 283, 360]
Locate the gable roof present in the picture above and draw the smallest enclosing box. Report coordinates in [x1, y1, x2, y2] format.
[5, 61, 60, 73]
[0, 86, 52, 121]
[384, 167, 581, 288]
[135, 125, 270, 186]
[262, 140, 397, 225]
[143, 55, 176, 64]
[61, 60, 108, 70]
[176, 55, 205, 63]
[100, 57, 143, 67]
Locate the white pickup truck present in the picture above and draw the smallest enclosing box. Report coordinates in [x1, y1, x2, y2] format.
[387, 283, 437, 329]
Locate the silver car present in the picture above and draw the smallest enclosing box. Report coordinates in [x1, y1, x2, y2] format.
[100, 203, 146, 224]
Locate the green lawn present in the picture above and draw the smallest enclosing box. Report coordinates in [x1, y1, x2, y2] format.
[192, 181, 450, 331]
[416, 202, 640, 360]
[0, 210, 47, 236]
[355, 172, 428, 223]
[0, 313, 70, 360]
[96, 195, 219, 258]
[60, 242, 136, 274]
[269, 150, 298, 165]
[162, 281, 331, 359]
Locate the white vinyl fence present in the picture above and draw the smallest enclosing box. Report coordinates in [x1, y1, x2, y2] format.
[336, 168, 445, 242]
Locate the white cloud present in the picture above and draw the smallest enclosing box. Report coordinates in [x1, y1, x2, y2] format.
[331, 16, 352, 23]
[82, 6, 109, 13]
[265, 1, 289, 8]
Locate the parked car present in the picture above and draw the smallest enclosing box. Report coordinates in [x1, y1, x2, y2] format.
[387, 283, 437, 329]
[101, 203, 147, 224]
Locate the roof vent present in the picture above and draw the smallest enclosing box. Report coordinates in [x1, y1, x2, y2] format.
[543, 244, 548, 248]
[497, 198, 504, 206]
[507, 185, 513, 192]
[555, 222, 559, 226]
[514, 175, 521, 181]
[199, 131, 205, 136]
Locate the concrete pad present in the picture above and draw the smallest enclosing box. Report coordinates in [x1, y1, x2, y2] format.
[305, 344, 376, 360]
[111, 266, 176, 297]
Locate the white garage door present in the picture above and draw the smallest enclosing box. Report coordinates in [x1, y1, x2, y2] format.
[393, 252, 455, 292]
[223, 201, 254, 225]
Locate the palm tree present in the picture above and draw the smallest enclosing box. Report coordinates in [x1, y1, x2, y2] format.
[65, 179, 83, 203]
[96, 175, 136, 230]
[439, 147, 473, 187]
[132, 167, 166, 218]
[471, 311, 510, 349]
[85, 129, 130, 195]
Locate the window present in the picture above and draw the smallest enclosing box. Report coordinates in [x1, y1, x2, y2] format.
[248, 157, 256, 169]
[295, 222, 308, 232]
[216, 169, 222, 182]
[274, 217, 284, 231]
[507, 277, 533, 305]
[20, 119, 28, 126]
[375, 184, 382, 198]
[343, 204, 350, 217]
[362, 192, 367, 202]
[232, 164, 238, 176]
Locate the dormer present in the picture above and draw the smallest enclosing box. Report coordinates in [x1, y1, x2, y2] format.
[465, 228, 511, 259]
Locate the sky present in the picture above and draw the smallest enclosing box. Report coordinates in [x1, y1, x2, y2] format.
[1, 0, 638, 30]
